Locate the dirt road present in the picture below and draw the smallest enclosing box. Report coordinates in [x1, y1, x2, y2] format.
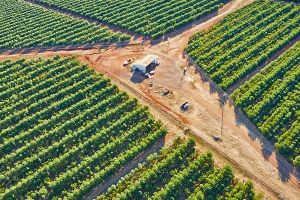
[79, 46, 300, 200]
[84, 139, 165, 200]
[1, 0, 299, 199]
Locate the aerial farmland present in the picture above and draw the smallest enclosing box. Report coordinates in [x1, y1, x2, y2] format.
[0, 0, 299, 199]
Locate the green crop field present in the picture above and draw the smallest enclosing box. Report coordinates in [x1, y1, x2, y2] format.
[0, 57, 260, 199]
[98, 139, 260, 200]
[33, 0, 228, 39]
[186, 0, 300, 166]
[1, 0, 299, 198]
[0, 0, 129, 50]
[0, 56, 166, 199]
[186, 0, 300, 91]
[231, 41, 300, 166]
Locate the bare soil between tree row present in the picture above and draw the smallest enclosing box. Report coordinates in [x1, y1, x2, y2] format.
[1, 0, 299, 199]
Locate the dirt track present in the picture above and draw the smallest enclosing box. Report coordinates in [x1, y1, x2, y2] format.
[84, 139, 165, 200]
[1, 0, 299, 199]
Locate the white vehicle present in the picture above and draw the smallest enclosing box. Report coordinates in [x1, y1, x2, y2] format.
[144, 70, 155, 78]
[123, 58, 135, 67]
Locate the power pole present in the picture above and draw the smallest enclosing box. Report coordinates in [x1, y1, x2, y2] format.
[221, 104, 224, 139]
[220, 93, 227, 140]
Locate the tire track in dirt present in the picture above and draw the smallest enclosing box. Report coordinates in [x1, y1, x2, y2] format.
[1, 0, 299, 199]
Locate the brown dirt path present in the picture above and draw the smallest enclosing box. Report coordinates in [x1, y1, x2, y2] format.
[1, 0, 299, 199]
[79, 45, 299, 200]
[84, 138, 165, 200]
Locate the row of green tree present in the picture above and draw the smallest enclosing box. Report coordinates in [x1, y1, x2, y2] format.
[0, 57, 166, 199]
[0, 0, 129, 49]
[231, 42, 300, 165]
[99, 139, 262, 200]
[186, 1, 300, 90]
[36, 0, 228, 38]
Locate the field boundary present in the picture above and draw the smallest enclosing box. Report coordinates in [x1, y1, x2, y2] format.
[0, 41, 137, 55]
[26, 0, 230, 45]
[83, 138, 165, 200]
[25, 0, 140, 38]
[182, 51, 299, 179]
[94, 56, 298, 196]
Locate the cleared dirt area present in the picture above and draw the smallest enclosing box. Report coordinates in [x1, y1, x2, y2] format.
[1, 0, 299, 199]
[78, 47, 300, 200]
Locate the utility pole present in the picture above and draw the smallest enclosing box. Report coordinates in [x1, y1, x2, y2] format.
[166, 39, 170, 53]
[220, 93, 227, 140]
[221, 103, 224, 139]
[179, 63, 188, 87]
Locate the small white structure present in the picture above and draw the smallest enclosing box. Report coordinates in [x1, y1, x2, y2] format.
[132, 54, 159, 73]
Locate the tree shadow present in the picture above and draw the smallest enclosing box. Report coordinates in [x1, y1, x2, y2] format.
[0, 1, 224, 55]
[184, 53, 300, 184]
[150, 9, 220, 45]
[184, 53, 225, 107]
[0, 41, 131, 55]
[84, 137, 166, 199]
[25, 0, 140, 39]
[25, 0, 225, 47]
[232, 103, 300, 183]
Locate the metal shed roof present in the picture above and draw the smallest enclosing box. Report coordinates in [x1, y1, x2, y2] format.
[133, 54, 158, 67]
